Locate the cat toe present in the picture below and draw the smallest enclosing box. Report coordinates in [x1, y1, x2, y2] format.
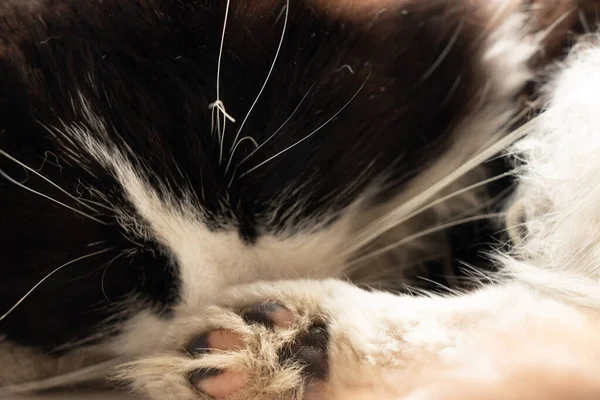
[280, 323, 330, 380]
[241, 301, 294, 329]
[186, 330, 248, 397]
[186, 329, 245, 355]
[191, 369, 249, 398]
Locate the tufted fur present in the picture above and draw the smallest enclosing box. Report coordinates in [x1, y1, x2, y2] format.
[503, 34, 600, 308]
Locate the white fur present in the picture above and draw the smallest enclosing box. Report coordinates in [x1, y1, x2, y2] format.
[504, 35, 600, 308]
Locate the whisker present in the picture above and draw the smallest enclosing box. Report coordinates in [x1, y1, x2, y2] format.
[230, 136, 260, 155]
[78, 197, 116, 212]
[208, 0, 236, 164]
[226, 0, 291, 173]
[226, 84, 315, 186]
[239, 72, 371, 179]
[67, 248, 127, 282]
[0, 149, 100, 213]
[215, 0, 231, 116]
[479, 104, 538, 157]
[458, 260, 499, 285]
[238, 83, 316, 166]
[346, 255, 439, 282]
[375, 172, 513, 248]
[101, 250, 129, 302]
[347, 213, 506, 268]
[0, 248, 112, 321]
[535, 9, 574, 50]
[218, 104, 228, 165]
[579, 9, 591, 33]
[343, 116, 538, 257]
[121, 233, 146, 249]
[0, 169, 108, 225]
[416, 276, 465, 296]
[418, 20, 464, 84]
[87, 240, 108, 247]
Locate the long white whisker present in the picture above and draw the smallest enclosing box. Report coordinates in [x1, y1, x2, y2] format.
[418, 20, 464, 84]
[231, 136, 260, 155]
[341, 176, 511, 278]
[0, 169, 108, 225]
[208, 0, 236, 164]
[0, 248, 112, 321]
[579, 9, 591, 33]
[101, 250, 128, 302]
[478, 105, 536, 155]
[219, 108, 227, 164]
[216, 0, 230, 111]
[0, 149, 99, 213]
[238, 83, 315, 166]
[343, 116, 538, 256]
[225, 135, 260, 184]
[226, 84, 315, 187]
[226, 0, 290, 172]
[239, 73, 370, 179]
[78, 197, 116, 212]
[374, 171, 513, 243]
[536, 9, 574, 47]
[347, 213, 505, 268]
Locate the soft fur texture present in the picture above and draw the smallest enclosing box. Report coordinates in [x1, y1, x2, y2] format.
[1, 0, 598, 398]
[504, 34, 600, 306]
[114, 12, 600, 400]
[0, 0, 541, 388]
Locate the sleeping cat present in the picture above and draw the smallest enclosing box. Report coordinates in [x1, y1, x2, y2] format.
[114, 31, 600, 399]
[0, 0, 583, 397]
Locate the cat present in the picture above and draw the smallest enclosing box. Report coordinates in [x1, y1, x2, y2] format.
[116, 31, 600, 400]
[0, 0, 581, 396]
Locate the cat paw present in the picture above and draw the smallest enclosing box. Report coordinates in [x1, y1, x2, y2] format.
[185, 301, 329, 399]
[115, 280, 384, 400]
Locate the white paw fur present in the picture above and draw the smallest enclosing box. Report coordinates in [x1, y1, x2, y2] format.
[504, 34, 600, 307]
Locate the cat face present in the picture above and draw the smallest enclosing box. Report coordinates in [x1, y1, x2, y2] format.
[0, 0, 530, 353]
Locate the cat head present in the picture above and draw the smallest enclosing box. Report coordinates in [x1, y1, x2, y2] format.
[0, 0, 536, 350]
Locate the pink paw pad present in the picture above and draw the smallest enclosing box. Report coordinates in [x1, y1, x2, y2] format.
[186, 302, 303, 398]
